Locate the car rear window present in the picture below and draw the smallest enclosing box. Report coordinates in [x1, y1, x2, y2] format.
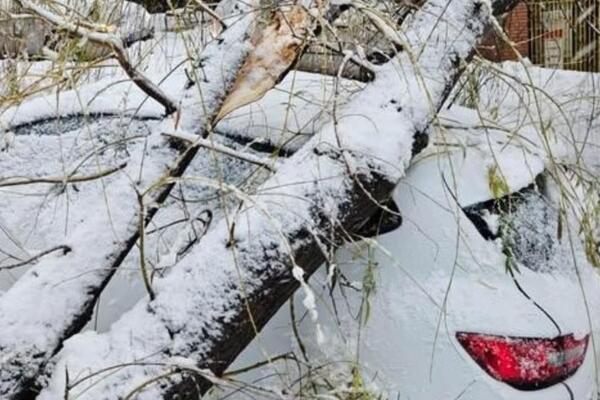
[463, 186, 569, 273]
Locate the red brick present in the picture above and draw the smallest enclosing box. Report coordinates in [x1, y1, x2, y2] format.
[478, 1, 530, 62]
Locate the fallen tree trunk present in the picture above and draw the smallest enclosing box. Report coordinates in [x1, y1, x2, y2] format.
[34, 0, 519, 398]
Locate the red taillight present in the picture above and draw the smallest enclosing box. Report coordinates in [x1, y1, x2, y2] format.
[456, 332, 589, 390]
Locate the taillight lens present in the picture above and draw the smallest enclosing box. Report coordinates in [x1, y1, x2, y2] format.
[456, 332, 589, 390]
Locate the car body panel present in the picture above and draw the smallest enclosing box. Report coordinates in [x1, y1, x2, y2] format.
[228, 144, 600, 399]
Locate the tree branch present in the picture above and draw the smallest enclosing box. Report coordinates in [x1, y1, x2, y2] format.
[0, 163, 127, 188]
[0, 245, 71, 271]
[162, 131, 279, 172]
[17, 0, 179, 115]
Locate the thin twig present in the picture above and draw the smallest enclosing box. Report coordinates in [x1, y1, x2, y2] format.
[0, 245, 71, 271]
[224, 353, 296, 377]
[0, 163, 127, 188]
[162, 132, 278, 172]
[136, 191, 156, 301]
[17, 0, 179, 115]
[191, 0, 227, 30]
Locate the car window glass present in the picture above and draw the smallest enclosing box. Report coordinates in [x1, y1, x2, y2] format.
[463, 186, 570, 273]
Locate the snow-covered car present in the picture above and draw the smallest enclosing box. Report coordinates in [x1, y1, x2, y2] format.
[230, 142, 600, 400]
[3, 66, 598, 399]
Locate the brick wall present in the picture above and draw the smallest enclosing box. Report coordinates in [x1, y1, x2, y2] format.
[478, 2, 530, 62]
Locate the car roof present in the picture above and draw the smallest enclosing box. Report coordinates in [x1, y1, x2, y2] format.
[408, 107, 546, 208]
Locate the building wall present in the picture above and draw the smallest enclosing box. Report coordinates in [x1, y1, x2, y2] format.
[481, 0, 599, 72]
[478, 2, 530, 62]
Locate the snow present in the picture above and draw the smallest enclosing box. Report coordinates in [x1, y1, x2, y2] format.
[418, 104, 547, 205]
[501, 191, 572, 274]
[217, 71, 364, 152]
[2, 0, 599, 398]
[0, 31, 193, 130]
[31, 0, 506, 398]
[468, 61, 600, 172]
[0, 115, 178, 393]
[223, 110, 600, 399]
[0, 0, 264, 396]
[88, 132, 268, 333]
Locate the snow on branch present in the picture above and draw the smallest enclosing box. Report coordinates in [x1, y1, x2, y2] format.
[162, 131, 279, 172]
[34, 0, 520, 398]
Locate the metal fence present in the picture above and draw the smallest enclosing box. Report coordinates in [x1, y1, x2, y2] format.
[529, 0, 599, 72]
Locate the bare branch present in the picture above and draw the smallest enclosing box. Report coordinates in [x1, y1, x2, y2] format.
[17, 0, 179, 115]
[162, 131, 279, 172]
[189, 0, 226, 29]
[0, 245, 71, 271]
[0, 162, 127, 188]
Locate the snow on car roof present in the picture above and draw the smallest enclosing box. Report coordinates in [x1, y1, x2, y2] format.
[406, 104, 545, 208]
[1, 67, 547, 212]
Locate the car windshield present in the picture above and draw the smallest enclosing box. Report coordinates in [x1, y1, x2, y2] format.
[463, 185, 573, 274]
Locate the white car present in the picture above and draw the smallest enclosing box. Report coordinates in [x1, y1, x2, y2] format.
[229, 143, 600, 400]
[6, 71, 594, 399]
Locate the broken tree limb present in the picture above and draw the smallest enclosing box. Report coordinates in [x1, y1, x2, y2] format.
[294, 42, 376, 82]
[34, 0, 520, 398]
[17, 0, 179, 115]
[0, 21, 154, 61]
